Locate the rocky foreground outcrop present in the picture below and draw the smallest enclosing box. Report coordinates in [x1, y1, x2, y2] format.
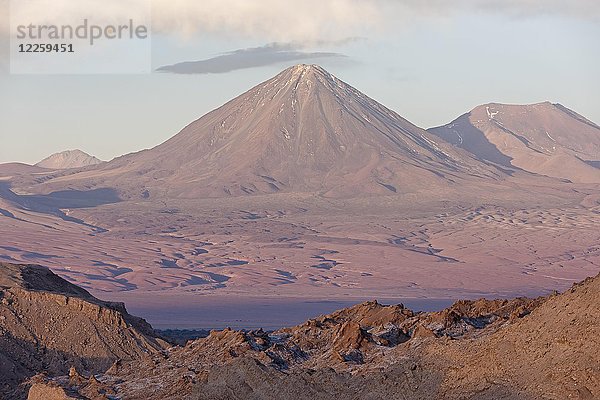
[0, 263, 169, 399]
[0, 262, 598, 399]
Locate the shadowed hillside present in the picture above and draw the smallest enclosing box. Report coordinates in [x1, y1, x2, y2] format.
[0, 262, 596, 400]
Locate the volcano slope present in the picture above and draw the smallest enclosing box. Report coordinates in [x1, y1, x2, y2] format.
[17, 263, 599, 400]
[0, 65, 599, 328]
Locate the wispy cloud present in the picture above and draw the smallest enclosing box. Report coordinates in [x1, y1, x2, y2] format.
[1, 0, 598, 42]
[403, 0, 600, 19]
[156, 42, 347, 74]
[152, 0, 381, 42]
[152, 0, 600, 41]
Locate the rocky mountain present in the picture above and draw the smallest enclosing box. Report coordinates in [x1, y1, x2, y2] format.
[35, 150, 104, 170]
[429, 102, 600, 183]
[4, 261, 596, 400]
[0, 263, 169, 399]
[17, 65, 504, 199]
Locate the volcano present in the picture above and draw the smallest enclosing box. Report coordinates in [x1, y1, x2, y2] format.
[35, 149, 104, 170]
[19, 65, 503, 199]
[429, 102, 600, 184]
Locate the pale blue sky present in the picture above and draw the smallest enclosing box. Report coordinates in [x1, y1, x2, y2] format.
[1, 1, 599, 164]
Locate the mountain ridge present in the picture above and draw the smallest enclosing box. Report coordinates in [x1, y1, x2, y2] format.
[429, 101, 600, 183]
[12, 65, 507, 199]
[0, 263, 169, 399]
[3, 261, 596, 400]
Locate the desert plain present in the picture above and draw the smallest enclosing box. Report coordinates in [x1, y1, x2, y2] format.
[1, 65, 599, 329]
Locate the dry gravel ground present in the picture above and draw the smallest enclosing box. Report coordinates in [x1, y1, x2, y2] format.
[0, 182, 599, 328]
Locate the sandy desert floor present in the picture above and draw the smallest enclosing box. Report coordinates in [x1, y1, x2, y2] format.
[1, 179, 599, 328]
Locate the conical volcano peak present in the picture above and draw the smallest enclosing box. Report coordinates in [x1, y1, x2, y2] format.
[276, 64, 341, 92]
[29, 65, 502, 198]
[287, 64, 328, 77]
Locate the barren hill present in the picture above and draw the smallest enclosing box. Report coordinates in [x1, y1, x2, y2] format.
[35, 149, 104, 170]
[16, 261, 598, 400]
[434, 271, 600, 399]
[0, 163, 49, 178]
[18, 65, 503, 199]
[429, 102, 600, 183]
[0, 263, 168, 399]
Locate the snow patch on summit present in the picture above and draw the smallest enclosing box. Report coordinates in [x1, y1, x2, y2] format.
[486, 107, 499, 119]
